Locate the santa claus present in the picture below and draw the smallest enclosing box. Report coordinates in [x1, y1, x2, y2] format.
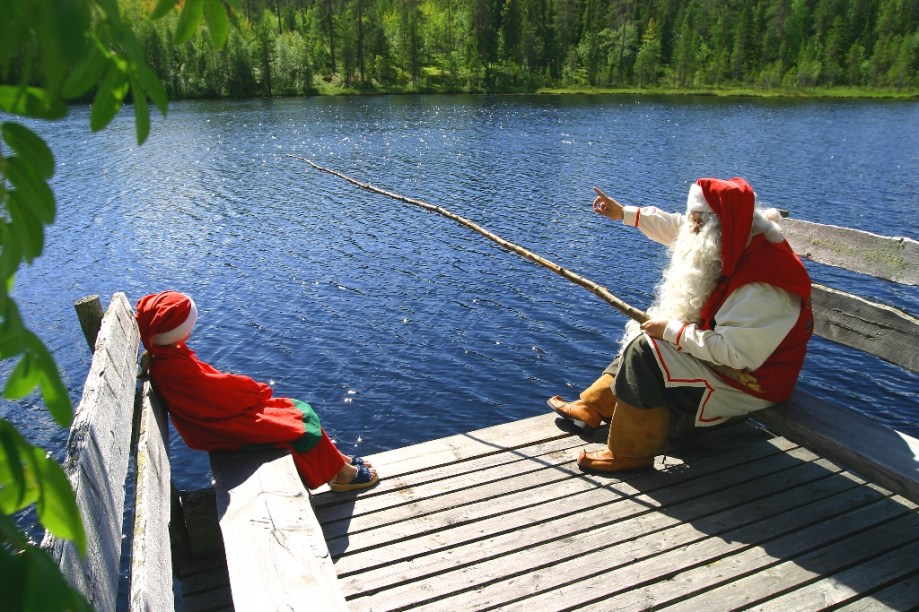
[548, 177, 813, 472]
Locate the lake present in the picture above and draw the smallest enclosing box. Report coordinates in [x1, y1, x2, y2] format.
[5, 94, 918, 496]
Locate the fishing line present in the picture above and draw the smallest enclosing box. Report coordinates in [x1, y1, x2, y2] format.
[288, 154, 649, 324]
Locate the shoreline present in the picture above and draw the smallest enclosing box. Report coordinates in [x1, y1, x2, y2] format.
[158, 84, 919, 102]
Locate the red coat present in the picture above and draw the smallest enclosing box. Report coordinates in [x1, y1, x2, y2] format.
[148, 344, 320, 451]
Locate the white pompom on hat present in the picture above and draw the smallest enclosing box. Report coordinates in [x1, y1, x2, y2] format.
[152, 299, 197, 345]
[135, 290, 198, 348]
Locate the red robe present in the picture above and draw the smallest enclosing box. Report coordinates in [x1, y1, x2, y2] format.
[148, 343, 344, 488]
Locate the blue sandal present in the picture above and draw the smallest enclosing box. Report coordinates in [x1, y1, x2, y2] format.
[329, 464, 379, 492]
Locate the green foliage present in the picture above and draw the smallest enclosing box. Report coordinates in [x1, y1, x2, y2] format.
[100, 0, 918, 96]
[1, 0, 236, 608]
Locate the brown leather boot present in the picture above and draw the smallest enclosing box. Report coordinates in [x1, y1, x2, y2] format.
[547, 374, 616, 431]
[579, 373, 616, 422]
[577, 399, 670, 472]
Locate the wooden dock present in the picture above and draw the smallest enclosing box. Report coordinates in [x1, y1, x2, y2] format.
[309, 413, 919, 611]
[49, 209, 918, 611]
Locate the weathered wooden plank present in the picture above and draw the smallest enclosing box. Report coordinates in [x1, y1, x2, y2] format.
[179, 556, 234, 612]
[339, 451, 854, 604]
[316, 433, 589, 530]
[747, 539, 919, 611]
[327, 412, 575, 484]
[177, 553, 230, 592]
[322, 424, 778, 559]
[333, 438, 836, 585]
[315, 414, 754, 518]
[369, 460, 892, 612]
[833, 572, 919, 612]
[756, 389, 919, 504]
[128, 380, 174, 612]
[179, 487, 224, 557]
[782, 217, 919, 285]
[40, 293, 140, 612]
[811, 283, 919, 372]
[209, 448, 348, 611]
[507, 489, 910, 612]
[658, 508, 919, 611]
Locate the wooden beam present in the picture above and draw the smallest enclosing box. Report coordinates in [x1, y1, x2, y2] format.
[128, 381, 175, 611]
[782, 218, 919, 285]
[209, 449, 348, 611]
[73, 294, 104, 352]
[756, 389, 919, 505]
[811, 283, 919, 373]
[41, 293, 140, 612]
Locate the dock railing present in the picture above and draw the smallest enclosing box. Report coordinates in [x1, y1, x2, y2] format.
[756, 218, 919, 504]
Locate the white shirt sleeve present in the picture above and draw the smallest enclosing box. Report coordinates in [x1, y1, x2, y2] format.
[622, 205, 683, 247]
[661, 283, 802, 370]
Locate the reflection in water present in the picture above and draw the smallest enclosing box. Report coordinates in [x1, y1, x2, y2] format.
[5, 95, 918, 492]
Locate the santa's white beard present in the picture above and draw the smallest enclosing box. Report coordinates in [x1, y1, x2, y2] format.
[617, 218, 724, 355]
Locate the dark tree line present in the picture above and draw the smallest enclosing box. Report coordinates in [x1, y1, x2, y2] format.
[11, 0, 919, 97]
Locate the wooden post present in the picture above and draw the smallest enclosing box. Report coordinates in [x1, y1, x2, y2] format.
[74, 295, 104, 352]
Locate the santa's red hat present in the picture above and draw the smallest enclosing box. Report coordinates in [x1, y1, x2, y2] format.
[136, 290, 198, 350]
[689, 177, 756, 277]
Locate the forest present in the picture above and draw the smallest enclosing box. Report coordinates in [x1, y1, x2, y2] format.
[4, 0, 918, 97]
[108, 0, 919, 97]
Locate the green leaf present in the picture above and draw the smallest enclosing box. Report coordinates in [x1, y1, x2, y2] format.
[0, 301, 27, 359]
[30, 336, 73, 427]
[1, 544, 92, 611]
[151, 0, 181, 20]
[204, 0, 231, 49]
[174, 0, 205, 44]
[35, 0, 91, 92]
[6, 191, 44, 262]
[31, 446, 85, 554]
[1, 123, 54, 179]
[134, 63, 168, 116]
[0, 86, 67, 120]
[0, 221, 23, 281]
[0, 421, 30, 511]
[4, 353, 40, 400]
[90, 66, 127, 132]
[61, 40, 108, 100]
[131, 81, 150, 146]
[4, 156, 56, 224]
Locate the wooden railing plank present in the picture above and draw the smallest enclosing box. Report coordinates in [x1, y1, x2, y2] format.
[40, 293, 140, 612]
[810, 283, 919, 373]
[783, 218, 919, 285]
[209, 448, 348, 611]
[756, 389, 919, 505]
[128, 381, 175, 612]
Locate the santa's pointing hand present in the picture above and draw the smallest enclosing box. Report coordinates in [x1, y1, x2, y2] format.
[593, 186, 624, 221]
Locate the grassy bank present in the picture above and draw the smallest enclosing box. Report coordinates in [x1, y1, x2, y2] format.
[308, 79, 918, 100]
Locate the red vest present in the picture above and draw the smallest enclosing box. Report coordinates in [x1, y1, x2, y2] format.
[699, 235, 813, 402]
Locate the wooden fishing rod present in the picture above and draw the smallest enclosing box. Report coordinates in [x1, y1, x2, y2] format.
[288, 154, 649, 324]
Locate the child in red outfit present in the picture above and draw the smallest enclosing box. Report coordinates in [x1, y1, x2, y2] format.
[135, 290, 378, 492]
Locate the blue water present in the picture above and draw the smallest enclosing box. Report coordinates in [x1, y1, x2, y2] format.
[4, 95, 918, 499]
